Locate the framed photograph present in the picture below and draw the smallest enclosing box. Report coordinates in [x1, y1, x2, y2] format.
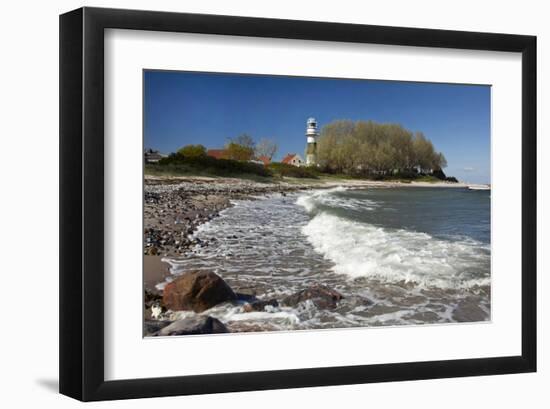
[59, 7, 536, 401]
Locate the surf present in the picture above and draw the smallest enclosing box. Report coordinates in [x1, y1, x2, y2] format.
[296, 189, 490, 290]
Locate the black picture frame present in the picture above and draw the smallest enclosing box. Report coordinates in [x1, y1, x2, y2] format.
[59, 7, 537, 401]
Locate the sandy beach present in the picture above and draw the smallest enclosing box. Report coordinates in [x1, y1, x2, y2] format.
[143, 255, 171, 294]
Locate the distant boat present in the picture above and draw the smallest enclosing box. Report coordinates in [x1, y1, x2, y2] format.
[467, 184, 490, 191]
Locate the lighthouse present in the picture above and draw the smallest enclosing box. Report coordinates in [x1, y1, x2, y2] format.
[305, 117, 318, 166]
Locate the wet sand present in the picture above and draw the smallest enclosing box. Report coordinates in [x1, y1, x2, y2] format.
[144, 255, 171, 294]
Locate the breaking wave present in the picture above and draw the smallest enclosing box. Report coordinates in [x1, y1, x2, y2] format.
[158, 187, 490, 329]
[297, 189, 490, 289]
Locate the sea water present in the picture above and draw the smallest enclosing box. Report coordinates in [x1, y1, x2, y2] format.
[162, 186, 491, 331]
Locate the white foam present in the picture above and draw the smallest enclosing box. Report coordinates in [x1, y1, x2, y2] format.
[300, 212, 490, 289]
[295, 186, 378, 213]
[156, 188, 490, 329]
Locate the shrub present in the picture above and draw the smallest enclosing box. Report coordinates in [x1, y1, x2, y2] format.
[268, 162, 319, 179]
[177, 144, 207, 158]
[153, 154, 272, 178]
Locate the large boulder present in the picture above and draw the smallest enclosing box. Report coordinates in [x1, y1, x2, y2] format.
[162, 271, 237, 312]
[154, 316, 228, 336]
[282, 284, 344, 309]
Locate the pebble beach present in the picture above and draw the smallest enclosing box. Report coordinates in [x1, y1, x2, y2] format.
[142, 176, 488, 337]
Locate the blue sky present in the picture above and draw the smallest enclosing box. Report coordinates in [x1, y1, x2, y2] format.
[144, 70, 491, 184]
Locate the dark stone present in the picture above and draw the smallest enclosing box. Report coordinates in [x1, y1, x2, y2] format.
[143, 320, 171, 336]
[144, 289, 163, 309]
[155, 316, 228, 336]
[282, 284, 344, 309]
[242, 299, 279, 313]
[236, 292, 258, 303]
[452, 300, 488, 322]
[406, 311, 440, 322]
[162, 271, 237, 312]
[432, 168, 447, 180]
[147, 246, 159, 255]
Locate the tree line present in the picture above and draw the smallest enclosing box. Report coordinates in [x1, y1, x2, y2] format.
[176, 134, 278, 162]
[316, 119, 447, 176]
[154, 134, 312, 179]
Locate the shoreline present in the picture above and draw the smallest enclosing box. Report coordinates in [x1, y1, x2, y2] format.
[143, 175, 490, 334]
[143, 175, 471, 290]
[145, 174, 471, 189]
[144, 255, 171, 294]
[144, 176, 321, 291]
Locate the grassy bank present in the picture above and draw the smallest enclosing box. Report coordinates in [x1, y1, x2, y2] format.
[146, 156, 456, 185]
[145, 157, 320, 181]
[145, 163, 275, 183]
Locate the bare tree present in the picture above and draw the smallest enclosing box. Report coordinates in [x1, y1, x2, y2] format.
[255, 138, 278, 160]
[230, 133, 256, 150]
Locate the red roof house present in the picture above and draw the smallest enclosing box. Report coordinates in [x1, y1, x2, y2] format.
[281, 153, 304, 167]
[257, 155, 271, 166]
[206, 149, 228, 159]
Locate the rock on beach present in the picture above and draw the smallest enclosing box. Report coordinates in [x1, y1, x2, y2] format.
[143, 177, 319, 258]
[242, 299, 279, 313]
[162, 270, 237, 312]
[283, 284, 344, 309]
[154, 316, 228, 336]
[143, 319, 172, 336]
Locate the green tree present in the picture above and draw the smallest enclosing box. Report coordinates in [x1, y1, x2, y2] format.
[435, 152, 448, 169]
[177, 144, 207, 158]
[412, 132, 437, 172]
[225, 142, 254, 161]
[317, 120, 355, 172]
[317, 119, 446, 176]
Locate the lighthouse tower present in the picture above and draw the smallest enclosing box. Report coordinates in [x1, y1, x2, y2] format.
[305, 117, 318, 166]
